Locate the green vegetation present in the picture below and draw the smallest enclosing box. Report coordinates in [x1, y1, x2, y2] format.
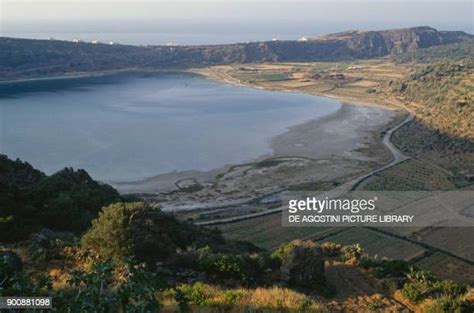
[0, 256, 162, 312]
[248, 73, 290, 82]
[360, 258, 411, 279]
[81, 202, 149, 263]
[0, 155, 121, 241]
[390, 57, 473, 139]
[394, 41, 474, 63]
[401, 268, 468, 309]
[165, 283, 328, 312]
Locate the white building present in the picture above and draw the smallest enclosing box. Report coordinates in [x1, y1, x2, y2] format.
[299, 37, 308, 42]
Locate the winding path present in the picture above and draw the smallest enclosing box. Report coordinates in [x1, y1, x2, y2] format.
[196, 111, 413, 226]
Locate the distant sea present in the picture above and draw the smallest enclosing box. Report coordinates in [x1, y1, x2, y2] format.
[3, 18, 471, 46]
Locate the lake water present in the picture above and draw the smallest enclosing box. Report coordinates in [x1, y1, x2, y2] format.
[0, 72, 341, 182]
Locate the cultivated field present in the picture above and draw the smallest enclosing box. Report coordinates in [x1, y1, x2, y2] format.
[359, 159, 456, 191]
[415, 252, 474, 284]
[214, 213, 346, 250]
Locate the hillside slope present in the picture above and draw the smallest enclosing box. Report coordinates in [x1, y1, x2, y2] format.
[0, 26, 472, 81]
[0, 155, 121, 241]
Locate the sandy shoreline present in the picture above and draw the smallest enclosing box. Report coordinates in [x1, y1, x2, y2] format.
[113, 102, 400, 196]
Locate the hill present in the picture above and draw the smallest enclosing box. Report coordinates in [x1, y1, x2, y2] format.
[0, 154, 121, 241]
[0, 158, 472, 312]
[0, 26, 472, 81]
[2, 201, 473, 312]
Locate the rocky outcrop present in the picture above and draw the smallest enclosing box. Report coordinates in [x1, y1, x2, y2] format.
[280, 240, 325, 288]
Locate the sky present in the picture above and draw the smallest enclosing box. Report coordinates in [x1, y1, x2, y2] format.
[1, 0, 472, 45]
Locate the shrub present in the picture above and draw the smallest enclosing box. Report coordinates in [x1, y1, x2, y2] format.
[176, 282, 210, 306]
[221, 289, 245, 306]
[174, 289, 189, 313]
[406, 267, 435, 284]
[341, 244, 363, 261]
[400, 267, 468, 305]
[200, 253, 247, 283]
[117, 262, 162, 313]
[61, 260, 117, 312]
[81, 202, 150, 263]
[0, 256, 51, 297]
[271, 241, 297, 262]
[320, 242, 342, 257]
[367, 299, 381, 311]
[401, 268, 435, 303]
[423, 296, 465, 313]
[0, 155, 121, 241]
[375, 259, 410, 278]
[430, 280, 468, 299]
[298, 297, 314, 311]
[0, 251, 22, 281]
[54, 259, 161, 312]
[27, 229, 77, 262]
[360, 258, 411, 279]
[401, 282, 424, 303]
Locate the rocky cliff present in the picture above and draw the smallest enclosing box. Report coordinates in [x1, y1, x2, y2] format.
[0, 26, 472, 80]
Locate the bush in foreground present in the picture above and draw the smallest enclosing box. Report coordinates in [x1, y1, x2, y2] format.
[1, 255, 161, 312]
[81, 202, 150, 263]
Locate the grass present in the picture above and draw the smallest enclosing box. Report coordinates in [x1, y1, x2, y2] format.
[161, 284, 328, 313]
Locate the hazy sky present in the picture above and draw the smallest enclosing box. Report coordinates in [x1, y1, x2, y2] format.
[1, 0, 472, 44]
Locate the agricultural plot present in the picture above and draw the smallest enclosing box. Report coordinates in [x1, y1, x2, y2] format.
[254, 73, 291, 82]
[318, 227, 427, 261]
[215, 213, 345, 250]
[415, 252, 474, 284]
[209, 60, 411, 109]
[359, 159, 456, 191]
[408, 227, 474, 262]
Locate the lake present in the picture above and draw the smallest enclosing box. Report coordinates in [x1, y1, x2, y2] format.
[0, 72, 341, 182]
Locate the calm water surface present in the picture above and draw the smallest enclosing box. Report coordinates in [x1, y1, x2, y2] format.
[0, 72, 341, 181]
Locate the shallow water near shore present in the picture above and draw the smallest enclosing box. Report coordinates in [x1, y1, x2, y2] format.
[0, 72, 343, 181]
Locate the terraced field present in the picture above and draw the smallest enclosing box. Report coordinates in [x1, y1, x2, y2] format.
[415, 252, 474, 284]
[405, 227, 474, 261]
[215, 213, 346, 250]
